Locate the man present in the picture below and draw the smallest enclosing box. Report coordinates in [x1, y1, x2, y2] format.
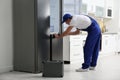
[54, 14, 101, 72]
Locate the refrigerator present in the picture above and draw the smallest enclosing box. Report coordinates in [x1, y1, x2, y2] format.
[13, 0, 63, 73]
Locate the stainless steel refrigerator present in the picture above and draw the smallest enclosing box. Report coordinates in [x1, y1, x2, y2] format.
[13, 0, 63, 73]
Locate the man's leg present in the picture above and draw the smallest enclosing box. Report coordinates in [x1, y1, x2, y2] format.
[90, 34, 101, 67]
[82, 34, 99, 69]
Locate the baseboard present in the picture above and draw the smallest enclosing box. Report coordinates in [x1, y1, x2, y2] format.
[64, 61, 70, 64]
[0, 66, 13, 73]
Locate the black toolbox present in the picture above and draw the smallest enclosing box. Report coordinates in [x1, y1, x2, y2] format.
[42, 34, 64, 77]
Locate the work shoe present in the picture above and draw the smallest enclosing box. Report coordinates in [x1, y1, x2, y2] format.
[76, 68, 89, 72]
[89, 67, 95, 70]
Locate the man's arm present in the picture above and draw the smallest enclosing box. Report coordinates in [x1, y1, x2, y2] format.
[55, 26, 73, 38]
[68, 28, 80, 35]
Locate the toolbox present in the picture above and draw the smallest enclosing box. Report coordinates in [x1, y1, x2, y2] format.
[42, 34, 64, 77]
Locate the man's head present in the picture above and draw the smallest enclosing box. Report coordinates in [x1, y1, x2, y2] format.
[62, 14, 72, 25]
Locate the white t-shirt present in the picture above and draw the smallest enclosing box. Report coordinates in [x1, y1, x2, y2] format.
[69, 15, 92, 29]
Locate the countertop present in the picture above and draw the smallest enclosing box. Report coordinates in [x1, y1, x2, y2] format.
[80, 32, 118, 35]
[102, 32, 118, 35]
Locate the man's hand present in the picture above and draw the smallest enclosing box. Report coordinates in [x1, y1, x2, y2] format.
[54, 34, 60, 38]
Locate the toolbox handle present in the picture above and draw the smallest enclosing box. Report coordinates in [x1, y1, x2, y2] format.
[50, 34, 54, 61]
[49, 34, 60, 61]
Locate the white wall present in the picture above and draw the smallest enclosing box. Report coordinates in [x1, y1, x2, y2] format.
[119, 0, 120, 31]
[105, 0, 120, 33]
[0, 0, 13, 73]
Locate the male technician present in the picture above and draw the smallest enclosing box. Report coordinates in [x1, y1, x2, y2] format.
[54, 13, 101, 72]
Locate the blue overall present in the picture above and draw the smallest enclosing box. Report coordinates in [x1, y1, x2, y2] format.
[81, 16, 101, 69]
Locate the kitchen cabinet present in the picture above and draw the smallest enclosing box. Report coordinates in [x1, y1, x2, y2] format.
[101, 34, 117, 55]
[63, 36, 70, 62]
[81, 0, 114, 18]
[81, 3, 88, 14]
[101, 35, 110, 53]
[70, 35, 87, 63]
[116, 34, 120, 53]
[81, 0, 95, 14]
[94, 0, 105, 7]
[70, 41, 83, 63]
[95, 6, 104, 17]
[81, 0, 105, 17]
[94, 0, 105, 17]
[104, 0, 113, 18]
[69, 34, 117, 63]
[105, 0, 113, 9]
[63, 0, 82, 15]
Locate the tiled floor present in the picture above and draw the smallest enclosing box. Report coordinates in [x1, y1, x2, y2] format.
[0, 54, 120, 80]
